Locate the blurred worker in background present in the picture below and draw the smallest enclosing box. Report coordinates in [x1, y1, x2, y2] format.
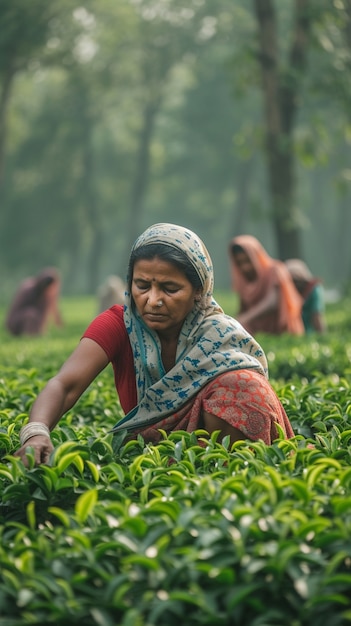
[5, 267, 64, 337]
[97, 275, 126, 313]
[229, 235, 304, 336]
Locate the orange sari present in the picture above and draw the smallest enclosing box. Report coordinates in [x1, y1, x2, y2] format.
[229, 235, 304, 336]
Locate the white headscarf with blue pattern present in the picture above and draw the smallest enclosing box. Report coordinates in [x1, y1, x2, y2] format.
[112, 223, 268, 433]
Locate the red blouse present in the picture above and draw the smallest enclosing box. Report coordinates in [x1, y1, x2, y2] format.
[82, 305, 137, 414]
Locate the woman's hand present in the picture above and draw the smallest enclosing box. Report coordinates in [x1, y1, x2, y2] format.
[14, 435, 54, 466]
[13, 338, 110, 466]
[238, 287, 279, 327]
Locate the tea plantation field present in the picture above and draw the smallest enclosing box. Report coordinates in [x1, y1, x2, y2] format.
[0, 295, 351, 625]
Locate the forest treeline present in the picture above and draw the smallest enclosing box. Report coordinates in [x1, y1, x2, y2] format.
[0, 0, 351, 298]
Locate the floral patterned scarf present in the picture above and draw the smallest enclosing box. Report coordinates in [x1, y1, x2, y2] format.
[112, 223, 268, 433]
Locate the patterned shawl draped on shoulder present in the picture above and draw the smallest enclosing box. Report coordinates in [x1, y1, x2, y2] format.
[112, 223, 268, 433]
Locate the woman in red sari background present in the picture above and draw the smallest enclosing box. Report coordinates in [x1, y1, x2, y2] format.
[5, 267, 63, 337]
[229, 235, 304, 336]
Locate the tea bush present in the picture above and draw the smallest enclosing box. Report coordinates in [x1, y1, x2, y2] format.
[0, 296, 350, 625]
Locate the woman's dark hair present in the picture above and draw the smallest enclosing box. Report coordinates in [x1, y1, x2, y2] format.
[128, 243, 202, 289]
[34, 274, 56, 297]
[231, 243, 244, 256]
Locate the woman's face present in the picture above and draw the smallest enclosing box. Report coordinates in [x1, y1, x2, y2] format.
[131, 257, 201, 337]
[233, 250, 257, 282]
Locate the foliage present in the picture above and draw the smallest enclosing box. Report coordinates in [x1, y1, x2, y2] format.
[0, 295, 351, 623]
[0, 0, 351, 295]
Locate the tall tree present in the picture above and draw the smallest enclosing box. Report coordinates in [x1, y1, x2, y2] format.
[253, 0, 312, 259]
[121, 0, 234, 264]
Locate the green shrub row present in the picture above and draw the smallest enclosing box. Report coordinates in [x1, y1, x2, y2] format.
[0, 296, 350, 624]
[1, 431, 351, 625]
[1, 370, 351, 624]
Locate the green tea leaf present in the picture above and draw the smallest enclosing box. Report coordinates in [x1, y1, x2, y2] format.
[75, 488, 98, 523]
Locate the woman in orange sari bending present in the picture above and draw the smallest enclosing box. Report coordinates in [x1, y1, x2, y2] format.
[229, 235, 304, 336]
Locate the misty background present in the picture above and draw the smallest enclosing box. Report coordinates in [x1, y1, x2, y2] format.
[1, 0, 351, 302]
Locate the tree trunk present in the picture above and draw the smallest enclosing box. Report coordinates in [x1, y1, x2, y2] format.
[230, 156, 255, 236]
[253, 0, 311, 260]
[266, 134, 300, 259]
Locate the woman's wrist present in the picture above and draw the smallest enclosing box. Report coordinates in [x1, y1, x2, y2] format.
[19, 422, 51, 446]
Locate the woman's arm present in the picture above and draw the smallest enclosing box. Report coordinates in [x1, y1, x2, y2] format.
[14, 338, 109, 465]
[45, 282, 64, 328]
[237, 285, 279, 327]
